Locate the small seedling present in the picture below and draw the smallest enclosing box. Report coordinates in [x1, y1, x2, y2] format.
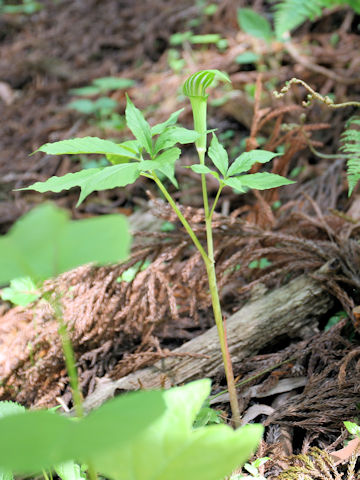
[68, 77, 135, 131]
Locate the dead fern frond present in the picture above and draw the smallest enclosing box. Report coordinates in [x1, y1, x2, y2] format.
[275, 446, 359, 479]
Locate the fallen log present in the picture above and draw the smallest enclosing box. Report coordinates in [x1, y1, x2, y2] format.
[81, 273, 333, 413]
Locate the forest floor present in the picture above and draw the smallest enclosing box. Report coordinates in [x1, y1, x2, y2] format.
[1, 0, 360, 477]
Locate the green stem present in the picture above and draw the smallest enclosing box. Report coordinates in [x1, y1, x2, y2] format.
[49, 292, 98, 480]
[189, 95, 241, 426]
[205, 262, 241, 426]
[152, 173, 210, 264]
[209, 185, 223, 221]
[50, 293, 84, 418]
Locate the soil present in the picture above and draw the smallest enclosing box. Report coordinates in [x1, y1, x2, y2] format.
[1, 0, 360, 476]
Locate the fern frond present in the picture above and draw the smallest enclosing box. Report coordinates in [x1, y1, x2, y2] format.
[273, 0, 324, 38]
[273, 0, 360, 39]
[340, 116, 360, 196]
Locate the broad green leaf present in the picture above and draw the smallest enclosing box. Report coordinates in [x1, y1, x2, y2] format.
[21, 163, 140, 206]
[208, 134, 228, 176]
[0, 390, 165, 474]
[225, 172, 294, 191]
[1, 277, 40, 306]
[106, 140, 140, 165]
[183, 70, 231, 98]
[151, 109, 184, 136]
[0, 203, 131, 284]
[344, 421, 360, 437]
[125, 95, 153, 155]
[55, 461, 84, 480]
[154, 127, 200, 153]
[0, 402, 27, 480]
[92, 77, 135, 91]
[227, 150, 279, 176]
[237, 8, 273, 42]
[140, 148, 181, 187]
[94, 379, 263, 480]
[35, 137, 137, 159]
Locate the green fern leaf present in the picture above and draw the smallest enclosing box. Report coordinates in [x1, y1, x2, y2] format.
[274, 0, 327, 39]
[274, 0, 360, 38]
[340, 116, 360, 196]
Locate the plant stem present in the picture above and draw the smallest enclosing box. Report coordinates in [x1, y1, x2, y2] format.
[209, 185, 223, 220]
[152, 173, 210, 264]
[49, 292, 99, 480]
[190, 95, 241, 425]
[50, 293, 84, 418]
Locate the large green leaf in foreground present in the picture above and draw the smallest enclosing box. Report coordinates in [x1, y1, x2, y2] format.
[94, 379, 263, 480]
[0, 203, 130, 284]
[0, 390, 165, 474]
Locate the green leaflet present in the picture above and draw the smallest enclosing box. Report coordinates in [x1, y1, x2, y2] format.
[237, 8, 273, 42]
[0, 390, 165, 474]
[139, 148, 181, 187]
[208, 134, 229, 177]
[93, 379, 263, 480]
[224, 172, 295, 190]
[1, 277, 40, 306]
[35, 137, 137, 159]
[227, 150, 279, 176]
[125, 95, 153, 155]
[0, 203, 131, 284]
[154, 127, 200, 154]
[20, 163, 140, 206]
[151, 109, 184, 135]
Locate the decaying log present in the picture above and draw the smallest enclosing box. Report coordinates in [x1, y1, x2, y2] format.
[81, 274, 333, 413]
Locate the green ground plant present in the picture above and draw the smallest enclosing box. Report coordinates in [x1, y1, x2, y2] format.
[20, 69, 294, 425]
[0, 0, 43, 14]
[68, 77, 135, 131]
[0, 206, 262, 480]
[238, 1, 360, 41]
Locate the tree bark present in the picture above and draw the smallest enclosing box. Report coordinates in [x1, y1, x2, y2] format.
[81, 274, 333, 413]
